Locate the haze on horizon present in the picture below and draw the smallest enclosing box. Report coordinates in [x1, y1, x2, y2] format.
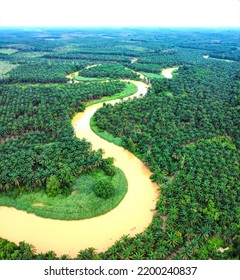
[0, 0, 239, 28]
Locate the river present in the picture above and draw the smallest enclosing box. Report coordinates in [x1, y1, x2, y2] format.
[161, 67, 178, 79]
[0, 80, 158, 258]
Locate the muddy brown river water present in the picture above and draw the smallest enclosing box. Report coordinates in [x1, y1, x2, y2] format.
[0, 80, 159, 258]
[161, 67, 178, 79]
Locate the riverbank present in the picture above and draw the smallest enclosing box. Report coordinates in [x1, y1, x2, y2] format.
[0, 167, 128, 220]
[161, 67, 179, 78]
[0, 80, 158, 258]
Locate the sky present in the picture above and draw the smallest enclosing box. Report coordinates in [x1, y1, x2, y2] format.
[0, 0, 239, 27]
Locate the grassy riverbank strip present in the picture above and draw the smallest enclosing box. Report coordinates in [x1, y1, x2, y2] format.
[86, 82, 137, 107]
[0, 168, 127, 220]
[0, 81, 137, 220]
[0, 61, 18, 77]
[75, 76, 107, 82]
[142, 72, 164, 79]
[90, 116, 123, 147]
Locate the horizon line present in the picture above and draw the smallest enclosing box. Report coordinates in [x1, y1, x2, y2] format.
[0, 25, 239, 29]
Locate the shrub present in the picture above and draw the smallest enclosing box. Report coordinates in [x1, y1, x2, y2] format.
[102, 158, 116, 176]
[103, 165, 116, 177]
[46, 175, 62, 197]
[94, 179, 115, 199]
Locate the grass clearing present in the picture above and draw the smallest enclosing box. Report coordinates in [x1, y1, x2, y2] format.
[90, 116, 123, 147]
[142, 72, 164, 79]
[86, 82, 137, 107]
[0, 168, 128, 220]
[0, 48, 18, 55]
[120, 45, 150, 52]
[75, 75, 107, 82]
[164, 91, 174, 97]
[68, 71, 79, 78]
[0, 61, 17, 77]
[89, 81, 138, 146]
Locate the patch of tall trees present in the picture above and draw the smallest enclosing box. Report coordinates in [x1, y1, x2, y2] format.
[44, 52, 132, 63]
[1, 60, 89, 83]
[0, 81, 125, 193]
[80, 63, 140, 80]
[0, 27, 239, 260]
[92, 61, 240, 259]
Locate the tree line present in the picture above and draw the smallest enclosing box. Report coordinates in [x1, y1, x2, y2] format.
[0, 81, 126, 193]
[92, 60, 240, 259]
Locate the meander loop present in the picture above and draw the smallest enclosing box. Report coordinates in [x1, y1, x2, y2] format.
[0, 79, 159, 258]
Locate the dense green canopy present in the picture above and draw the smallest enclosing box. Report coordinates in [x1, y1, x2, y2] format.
[0, 27, 239, 260]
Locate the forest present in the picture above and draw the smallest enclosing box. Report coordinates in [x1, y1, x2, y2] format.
[0, 27, 239, 260]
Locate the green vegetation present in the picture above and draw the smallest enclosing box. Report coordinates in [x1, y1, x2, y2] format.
[44, 52, 132, 63]
[0, 81, 127, 195]
[93, 59, 240, 260]
[0, 27, 239, 260]
[75, 76, 107, 82]
[129, 63, 163, 74]
[0, 81, 124, 139]
[0, 135, 104, 193]
[80, 63, 140, 80]
[141, 72, 164, 79]
[90, 116, 123, 147]
[5, 61, 89, 83]
[46, 175, 62, 197]
[86, 82, 137, 107]
[94, 179, 115, 199]
[0, 49, 18, 55]
[0, 167, 127, 220]
[120, 45, 149, 52]
[0, 61, 17, 77]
